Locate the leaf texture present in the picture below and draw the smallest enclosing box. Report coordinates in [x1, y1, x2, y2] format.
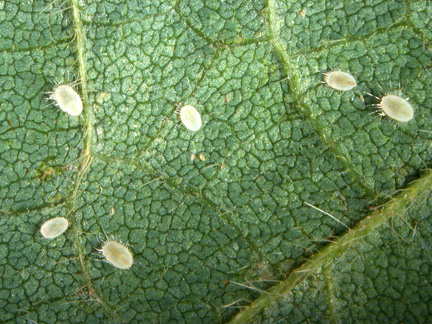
[1, 0, 432, 323]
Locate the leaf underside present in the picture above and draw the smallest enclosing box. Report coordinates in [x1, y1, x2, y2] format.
[1, 0, 432, 323]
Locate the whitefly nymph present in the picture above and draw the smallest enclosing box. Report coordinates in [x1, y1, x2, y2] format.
[324, 71, 356, 91]
[99, 241, 133, 270]
[50, 85, 83, 116]
[179, 105, 202, 131]
[378, 94, 414, 122]
[40, 217, 69, 239]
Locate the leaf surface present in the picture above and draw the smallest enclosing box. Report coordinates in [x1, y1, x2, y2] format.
[1, 0, 432, 323]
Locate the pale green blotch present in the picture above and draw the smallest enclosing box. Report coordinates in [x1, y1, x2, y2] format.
[101, 241, 133, 270]
[50, 85, 83, 116]
[180, 105, 202, 131]
[324, 71, 356, 91]
[40, 217, 69, 239]
[379, 94, 414, 122]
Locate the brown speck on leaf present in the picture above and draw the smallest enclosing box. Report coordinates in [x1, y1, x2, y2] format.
[81, 149, 90, 157]
[369, 203, 379, 211]
[39, 167, 56, 181]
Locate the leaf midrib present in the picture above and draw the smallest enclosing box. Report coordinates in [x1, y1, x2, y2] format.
[67, 0, 121, 321]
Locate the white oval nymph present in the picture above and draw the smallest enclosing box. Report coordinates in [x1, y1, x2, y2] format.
[324, 71, 356, 91]
[101, 241, 133, 270]
[180, 105, 202, 131]
[40, 217, 69, 239]
[51, 85, 83, 116]
[378, 94, 414, 122]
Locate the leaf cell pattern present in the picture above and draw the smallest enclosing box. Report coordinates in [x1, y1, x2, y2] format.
[1, 0, 432, 323]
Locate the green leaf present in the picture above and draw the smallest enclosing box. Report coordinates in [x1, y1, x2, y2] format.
[1, 0, 432, 323]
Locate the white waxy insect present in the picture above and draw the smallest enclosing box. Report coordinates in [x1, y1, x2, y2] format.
[378, 94, 414, 122]
[180, 105, 202, 131]
[100, 241, 133, 270]
[324, 71, 356, 91]
[50, 85, 83, 116]
[40, 217, 69, 239]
